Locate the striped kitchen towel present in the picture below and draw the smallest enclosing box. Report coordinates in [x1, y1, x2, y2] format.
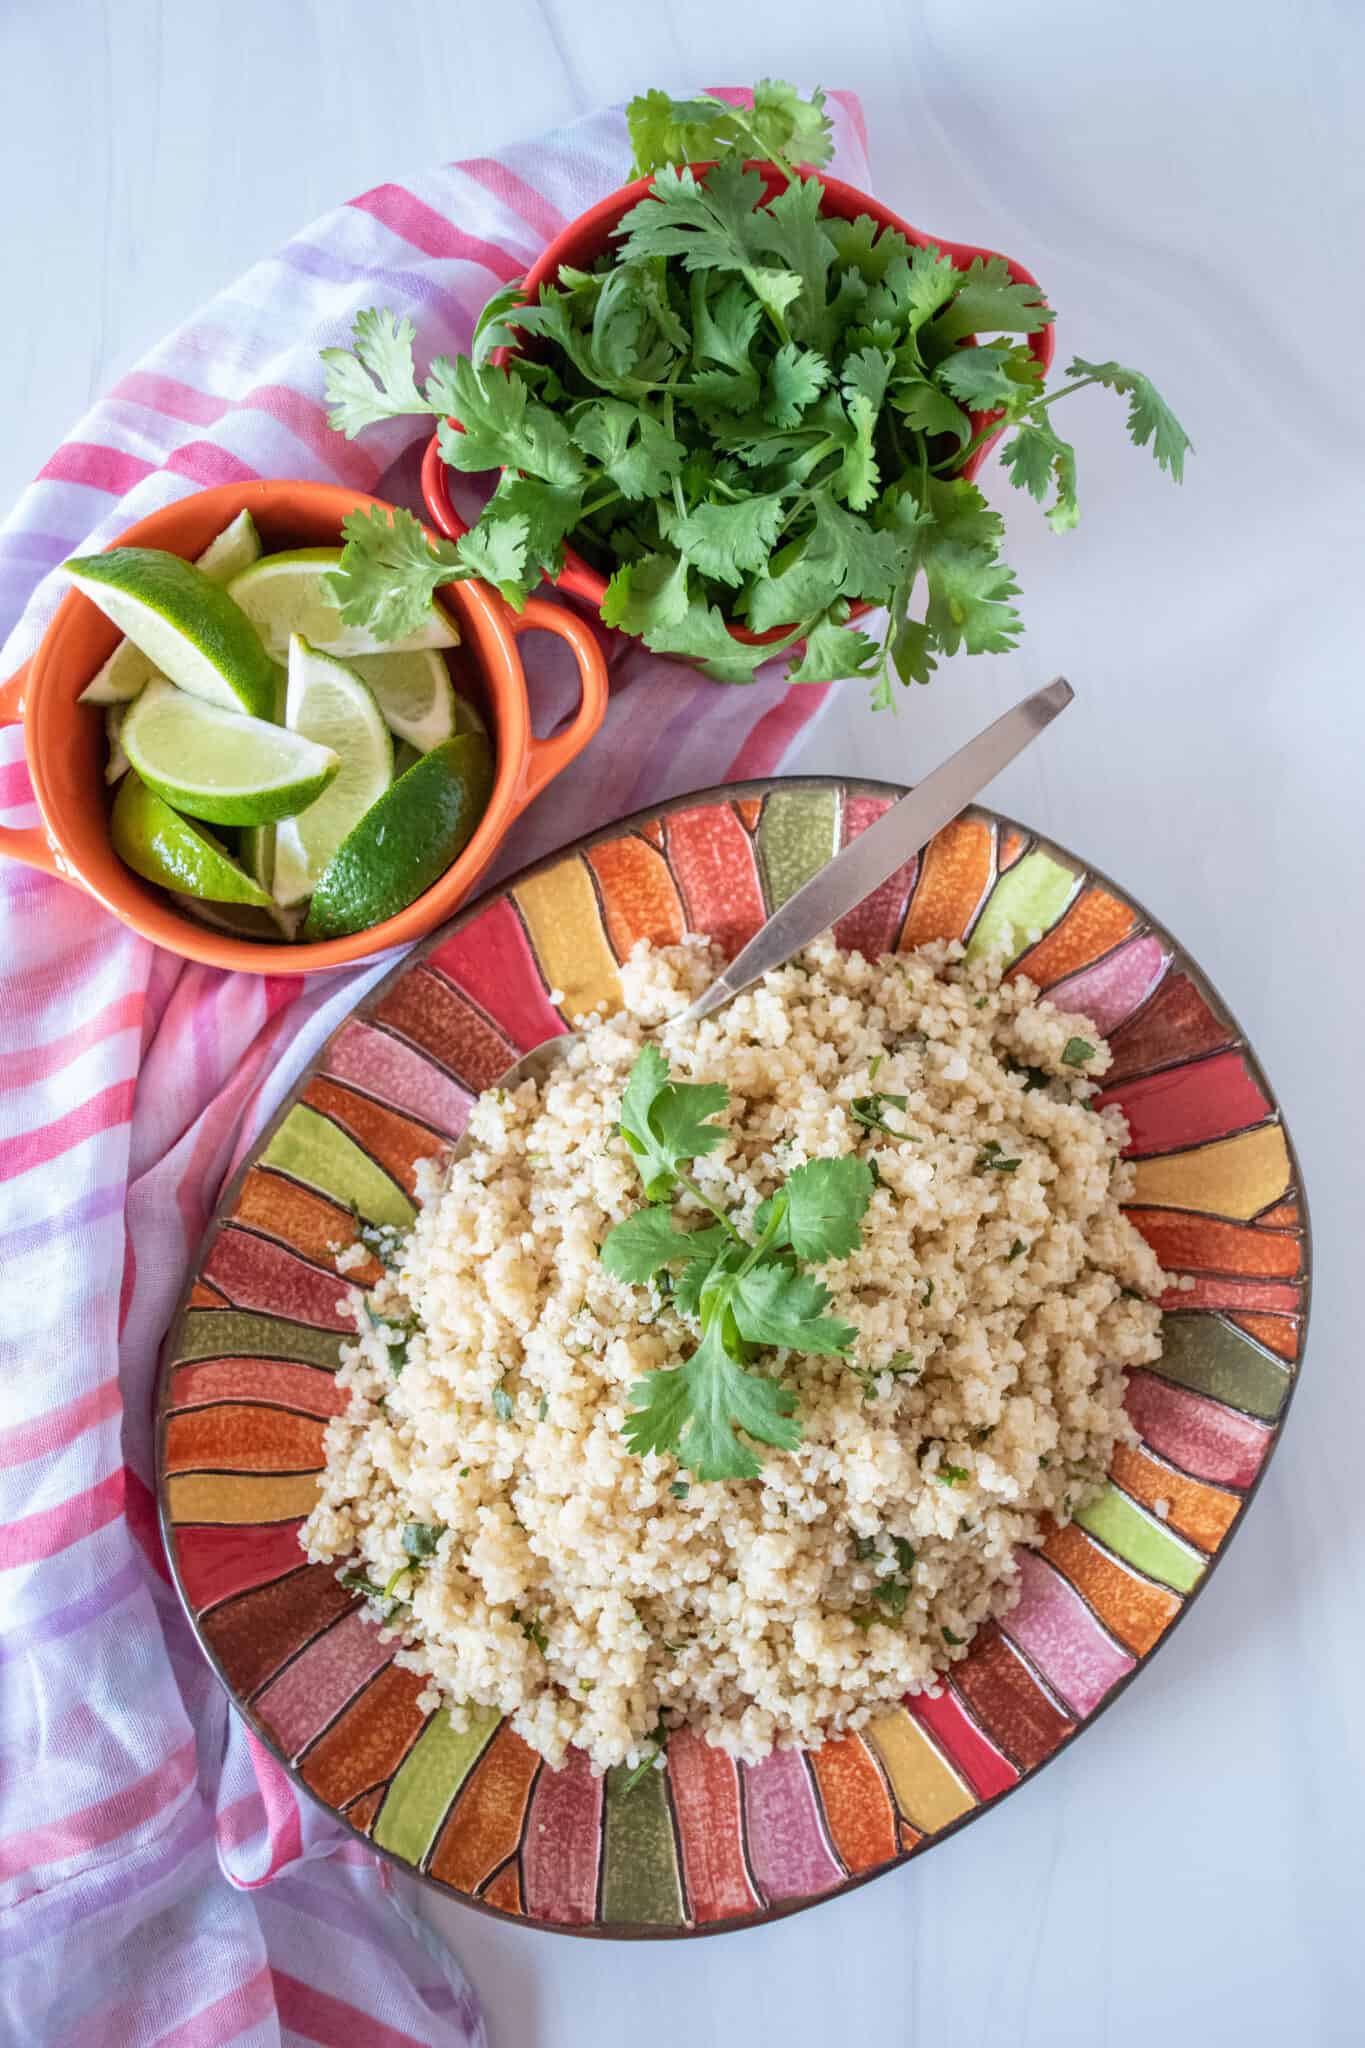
[0, 87, 869, 2046]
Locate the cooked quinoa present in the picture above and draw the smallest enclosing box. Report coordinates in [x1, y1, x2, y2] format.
[304, 937, 1166, 1772]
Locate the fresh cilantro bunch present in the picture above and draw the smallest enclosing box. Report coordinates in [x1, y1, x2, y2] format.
[322, 81, 1190, 706]
[599, 1044, 874, 1482]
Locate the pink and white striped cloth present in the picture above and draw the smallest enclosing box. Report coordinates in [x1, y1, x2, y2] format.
[0, 90, 869, 2046]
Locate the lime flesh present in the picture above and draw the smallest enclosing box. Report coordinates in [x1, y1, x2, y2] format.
[271, 637, 394, 907]
[303, 732, 493, 940]
[79, 511, 263, 706]
[229, 548, 458, 659]
[345, 647, 457, 752]
[66, 547, 277, 718]
[111, 772, 274, 906]
[122, 678, 339, 827]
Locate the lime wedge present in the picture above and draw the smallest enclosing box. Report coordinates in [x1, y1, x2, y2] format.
[241, 822, 276, 895]
[345, 648, 456, 752]
[228, 549, 458, 659]
[271, 637, 394, 907]
[122, 678, 339, 826]
[66, 547, 277, 718]
[194, 509, 262, 582]
[112, 772, 274, 906]
[105, 704, 131, 785]
[81, 512, 262, 707]
[303, 732, 493, 940]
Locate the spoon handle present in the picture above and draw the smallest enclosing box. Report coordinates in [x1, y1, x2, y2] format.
[678, 677, 1074, 1027]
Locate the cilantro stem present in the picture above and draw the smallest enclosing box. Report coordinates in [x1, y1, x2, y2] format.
[673, 1167, 741, 1241]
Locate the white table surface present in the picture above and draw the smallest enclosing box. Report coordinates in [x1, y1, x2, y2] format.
[4, 2, 1364, 2042]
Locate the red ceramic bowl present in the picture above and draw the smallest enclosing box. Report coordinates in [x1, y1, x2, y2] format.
[421, 163, 1054, 648]
[0, 480, 608, 975]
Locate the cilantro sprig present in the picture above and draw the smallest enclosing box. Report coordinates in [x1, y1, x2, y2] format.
[600, 1046, 873, 1481]
[321, 81, 1189, 707]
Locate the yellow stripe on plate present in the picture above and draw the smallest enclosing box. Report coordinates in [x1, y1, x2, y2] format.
[1129, 1122, 1291, 1220]
[866, 1707, 975, 1832]
[165, 1470, 321, 1525]
[513, 857, 622, 1024]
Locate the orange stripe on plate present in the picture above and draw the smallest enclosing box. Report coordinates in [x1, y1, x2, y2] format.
[1010, 886, 1136, 987]
[1042, 1520, 1181, 1655]
[899, 818, 994, 947]
[189, 1280, 229, 1309]
[1125, 1207, 1302, 1279]
[230, 1168, 383, 1284]
[428, 1722, 540, 1893]
[585, 836, 686, 961]
[1109, 1442, 1241, 1552]
[483, 1858, 523, 1912]
[808, 1734, 898, 1873]
[1228, 1310, 1299, 1360]
[164, 1406, 325, 1475]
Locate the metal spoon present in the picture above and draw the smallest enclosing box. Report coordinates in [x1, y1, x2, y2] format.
[457, 676, 1074, 1128]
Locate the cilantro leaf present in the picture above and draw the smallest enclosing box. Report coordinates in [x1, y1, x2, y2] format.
[326, 506, 464, 643]
[729, 1262, 855, 1354]
[481, 475, 584, 580]
[1066, 357, 1192, 480]
[401, 1521, 445, 1560]
[692, 277, 763, 372]
[747, 79, 835, 168]
[600, 1209, 727, 1284]
[601, 550, 690, 635]
[923, 539, 1024, 657]
[432, 357, 584, 486]
[470, 280, 528, 370]
[787, 614, 881, 683]
[774, 1154, 874, 1260]
[764, 341, 829, 425]
[571, 398, 685, 501]
[889, 373, 972, 448]
[615, 158, 768, 278]
[452, 515, 531, 609]
[673, 492, 789, 586]
[923, 256, 1053, 352]
[626, 81, 832, 179]
[624, 1318, 800, 1481]
[1061, 1036, 1096, 1068]
[617, 1044, 729, 1201]
[322, 309, 431, 437]
[1000, 419, 1079, 532]
[937, 341, 1043, 411]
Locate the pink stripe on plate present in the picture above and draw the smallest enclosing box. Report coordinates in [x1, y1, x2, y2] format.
[834, 794, 917, 959]
[1001, 1548, 1135, 1716]
[348, 184, 526, 280]
[741, 1750, 843, 1903]
[1125, 1369, 1272, 1489]
[255, 1608, 394, 1759]
[427, 895, 567, 1047]
[203, 1227, 353, 1331]
[1046, 933, 1169, 1035]
[324, 1020, 473, 1139]
[522, 1747, 603, 1924]
[167, 1357, 349, 1418]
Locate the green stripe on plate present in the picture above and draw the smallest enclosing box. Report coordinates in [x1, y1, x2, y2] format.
[371, 1704, 501, 1865]
[1075, 1484, 1206, 1592]
[262, 1105, 415, 1230]
[756, 788, 840, 911]
[171, 1309, 345, 1369]
[965, 849, 1079, 965]
[1152, 1314, 1291, 1421]
[601, 1757, 685, 1925]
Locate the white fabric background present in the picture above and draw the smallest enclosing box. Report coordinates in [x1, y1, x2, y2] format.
[3, 3, 1362, 2043]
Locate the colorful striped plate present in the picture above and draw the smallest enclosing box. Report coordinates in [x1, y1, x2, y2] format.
[156, 779, 1310, 1936]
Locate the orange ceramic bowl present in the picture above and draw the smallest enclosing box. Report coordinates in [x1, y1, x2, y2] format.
[0, 479, 608, 975]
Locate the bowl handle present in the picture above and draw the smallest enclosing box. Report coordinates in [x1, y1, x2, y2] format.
[508, 599, 608, 812]
[0, 661, 62, 877]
